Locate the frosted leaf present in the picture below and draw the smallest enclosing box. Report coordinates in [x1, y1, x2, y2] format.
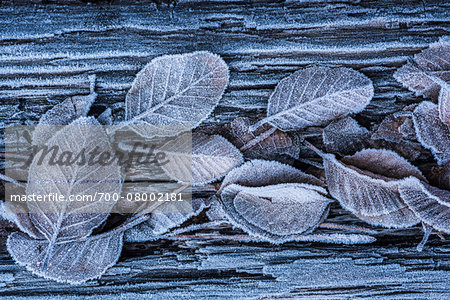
[124, 198, 211, 242]
[226, 117, 301, 160]
[26, 117, 122, 242]
[32, 84, 97, 145]
[412, 101, 450, 165]
[1, 202, 43, 239]
[205, 195, 229, 222]
[160, 133, 243, 185]
[323, 149, 423, 228]
[398, 117, 416, 138]
[399, 177, 450, 234]
[219, 159, 324, 194]
[372, 114, 415, 143]
[394, 40, 450, 99]
[394, 62, 442, 99]
[97, 108, 113, 125]
[439, 82, 450, 125]
[125, 51, 229, 137]
[255, 66, 373, 131]
[322, 116, 369, 155]
[369, 111, 423, 162]
[7, 231, 123, 284]
[221, 183, 332, 243]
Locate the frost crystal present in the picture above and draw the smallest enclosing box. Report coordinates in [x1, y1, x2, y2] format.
[254, 66, 373, 131]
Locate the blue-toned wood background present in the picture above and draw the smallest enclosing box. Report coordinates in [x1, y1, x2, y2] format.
[0, 1, 449, 298]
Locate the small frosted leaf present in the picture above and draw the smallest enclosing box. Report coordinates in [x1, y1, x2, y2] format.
[394, 62, 442, 99]
[323, 149, 423, 228]
[394, 40, 450, 99]
[219, 159, 324, 194]
[372, 114, 415, 143]
[32, 91, 96, 145]
[125, 51, 229, 137]
[227, 117, 301, 160]
[97, 108, 113, 125]
[27, 117, 122, 242]
[259, 66, 373, 131]
[322, 116, 369, 155]
[124, 198, 211, 242]
[399, 177, 450, 234]
[161, 133, 243, 185]
[1, 202, 43, 239]
[7, 231, 123, 284]
[221, 183, 332, 243]
[413, 101, 450, 165]
[438, 82, 450, 125]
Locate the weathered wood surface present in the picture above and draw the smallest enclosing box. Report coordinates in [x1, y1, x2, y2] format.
[0, 0, 449, 298]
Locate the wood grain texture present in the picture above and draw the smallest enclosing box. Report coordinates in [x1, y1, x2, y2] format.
[0, 0, 449, 298]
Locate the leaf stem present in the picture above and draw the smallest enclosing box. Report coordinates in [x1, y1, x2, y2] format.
[248, 118, 268, 132]
[416, 223, 433, 252]
[240, 127, 277, 152]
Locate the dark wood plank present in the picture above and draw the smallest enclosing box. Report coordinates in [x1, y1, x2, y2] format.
[0, 1, 449, 298]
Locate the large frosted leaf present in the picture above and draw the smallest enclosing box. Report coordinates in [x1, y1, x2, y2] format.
[221, 183, 332, 243]
[413, 101, 450, 165]
[124, 198, 211, 242]
[322, 116, 369, 155]
[7, 231, 123, 284]
[32, 77, 97, 145]
[160, 133, 243, 185]
[219, 159, 324, 194]
[323, 149, 423, 228]
[125, 51, 229, 137]
[399, 177, 450, 235]
[26, 117, 122, 246]
[255, 66, 373, 131]
[226, 117, 301, 160]
[439, 82, 450, 125]
[394, 40, 450, 99]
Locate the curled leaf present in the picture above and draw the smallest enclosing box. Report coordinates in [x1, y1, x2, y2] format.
[160, 133, 243, 185]
[323, 149, 423, 228]
[412, 101, 450, 165]
[394, 40, 450, 99]
[399, 177, 450, 234]
[124, 51, 229, 137]
[219, 159, 324, 194]
[254, 66, 373, 131]
[221, 183, 332, 243]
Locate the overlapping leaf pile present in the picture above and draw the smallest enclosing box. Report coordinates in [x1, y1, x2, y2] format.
[1, 38, 449, 284]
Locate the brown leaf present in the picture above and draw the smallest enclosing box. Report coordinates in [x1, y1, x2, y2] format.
[225, 117, 301, 161]
[323, 149, 424, 228]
